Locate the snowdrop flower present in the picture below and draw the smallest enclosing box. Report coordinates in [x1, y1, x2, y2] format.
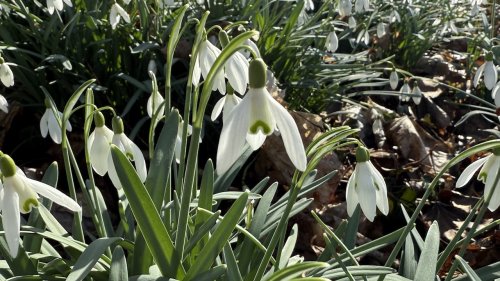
[218, 31, 250, 95]
[0, 4, 10, 16]
[389, 10, 401, 23]
[377, 22, 386, 38]
[303, 0, 314, 11]
[411, 85, 422, 105]
[354, 0, 369, 13]
[110, 2, 130, 30]
[399, 82, 411, 102]
[0, 154, 81, 257]
[40, 99, 72, 144]
[147, 72, 165, 125]
[107, 116, 147, 189]
[46, 0, 72, 14]
[0, 57, 14, 87]
[492, 82, 500, 104]
[325, 31, 339, 53]
[211, 91, 242, 123]
[241, 39, 261, 59]
[148, 59, 157, 75]
[216, 59, 307, 175]
[356, 29, 369, 45]
[456, 150, 500, 211]
[346, 146, 389, 222]
[192, 39, 226, 94]
[389, 70, 398, 90]
[338, 0, 352, 17]
[0, 95, 7, 113]
[348, 16, 357, 29]
[473, 54, 497, 90]
[87, 111, 113, 176]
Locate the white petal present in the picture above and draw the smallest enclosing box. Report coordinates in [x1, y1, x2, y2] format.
[0, 63, 14, 87]
[211, 96, 226, 121]
[487, 175, 500, 211]
[484, 61, 497, 90]
[115, 4, 130, 24]
[222, 95, 242, 124]
[346, 168, 359, 217]
[389, 71, 398, 90]
[326, 31, 338, 53]
[0, 95, 8, 113]
[52, 0, 63, 11]
[484, 156, 500, 211]
[129, 140, 147, 182]
[348, 17, 357, 29]
[2, 187, 20, 257]
[192, 56, 201, 87]
[473, 63, 485, 88]
[412, 86, 422, 105]
[63, 0, 72, 7]
[90, 127, 113, 176]
[28, 178, 81, 212]
[175, 135, 182, 163]
[147, 91, 165, 118]
[456, 156, 488, 187]
[356, 162, 377, 221]
[107, 153, 123, 189]
[377, 22, 386, 38]
[48, 110, 62, 144]
[110, 5, 120, 29]
[216, 99, 251, 175]
[266, 93, 307, 171]
[47, 0, 55, 14]
[40, 110, 50, 138]
[246, 131, 267, 150]
[368, 161, 389, 215]
[225, 52, 249, 95]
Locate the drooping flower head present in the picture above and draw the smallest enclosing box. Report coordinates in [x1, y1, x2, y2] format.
[399, 82, 411, 102]
[219, 31, 249, 95]
[0, 56, 14, 87]
[46, 0, 72, 15]
[110, 2, 130, 30]
[40, 98, 72, 144]
[389, 69, 398, 90]
[216, 59, 307, 175]
[0, 94, 8, 113]
[456, 149, 500, 211]
[473, 52, 498, 91]
[192, 39, 226, 94]
[107, 116, 147, 189]
[88, 111, 113, 176]
[338, 0, 352, 17]
[325, 31, 339, 53]
[0, 154, 81, 257]
[346, 146, 389, 222]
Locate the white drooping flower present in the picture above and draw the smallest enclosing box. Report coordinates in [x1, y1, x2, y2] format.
[356, 29, 369, 45]
[389, 70, 398, 90]
[354, 0, 369, 13]
[148, 59, 157, 75]
[211, 92, 242, 123]
[107, 116, 147, 189]
[325, 31, 339, 53]
[399, 82, 411, 102]
[304, 0, 314, 11]
[0, 57, 14, 87]
[225, 51, 249, 95]
[456, 151, 500, 211]
[46, 0, 72, 14]
[110, 2, 130, 30]
[377, 22, 386, 38]
[0, 95, 8, 113]
[0, 154, 81, 257]
[346, 146, 389, 222]
[473, 56, 497, 90]
[216, 59, 307, 175]
[40, 99, 72, 144]
[348, 16, 357, 29]
[147, 71, 165, 126]
[192, 39, 226, 94]
[411, 85, 422, 105]
[338, 0, 352, 17]
[389, 10, 401, 23]
[87, 111, 114, 176]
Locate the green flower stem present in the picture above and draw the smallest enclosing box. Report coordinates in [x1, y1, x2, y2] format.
[174, 30, 258, 260]
[443, 170, 500, 281]
[436, 198, 483, 271]
[378, 139, 500, 281]
[491, 0, 496, 39]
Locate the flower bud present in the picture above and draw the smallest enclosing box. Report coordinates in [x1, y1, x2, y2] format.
[0, 57, 4, 64]
[389, 70, 398, 90]
[249, 59, 267, 88]
[218, 30, 230, 48]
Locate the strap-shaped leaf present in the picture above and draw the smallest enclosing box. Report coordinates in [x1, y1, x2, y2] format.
[111, 146, 184, 279]
[184, 192, 249, 280]
[454, 256, 481, 281]
[414, 221, 440, 281]
[267, 262, 328, 281]
[109, 246, 128, 281]
[67, 238, 122, 281]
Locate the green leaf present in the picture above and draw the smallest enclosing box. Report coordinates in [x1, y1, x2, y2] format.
[111, 146, 184, 279]
[267, 262, 328, 281]
[400, 234, 417, 280]
[188, 265, 227, 281]
[131, 42, 161, 54]
[278, 224, 299, 269]
[223, 244, 243, 281]
[184, 192, 249, 280]
[62, 79, 96, 127]
[109, 246, 128, 281]
[67, 238, 122, 281]
[321, 265, 396, 279]
[414, 221, 439, 281]
[214, 146, 253, 193]
[454, 256, 481, 281]
[451, 260, 500, 281]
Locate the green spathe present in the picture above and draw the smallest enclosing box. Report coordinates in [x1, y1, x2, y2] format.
[249, 59, 267, 88]
[94, 111, 105, 127]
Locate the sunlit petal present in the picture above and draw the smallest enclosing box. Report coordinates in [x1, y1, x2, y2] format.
[225, 52, 249, 95]
[48, 110, 62, 144]
[40, 110, 50, 138]
[369, 162, 389, 215]
[2, 187, 20, 257]
[211, 96, 226, 121]
[356, 162, 377, 221]
[484, 155, 500, 211]
[0, 63, 14, 87]
[346, 168, 359, 217]
[28, 178, 81, 212]
[456, 156, 488, 187]
[473, 63, 485, 88]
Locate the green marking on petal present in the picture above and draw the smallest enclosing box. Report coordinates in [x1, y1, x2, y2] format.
[22, 198, 39, 213]
[478, 171, 488, 183]
[250, 120, 272, 135]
